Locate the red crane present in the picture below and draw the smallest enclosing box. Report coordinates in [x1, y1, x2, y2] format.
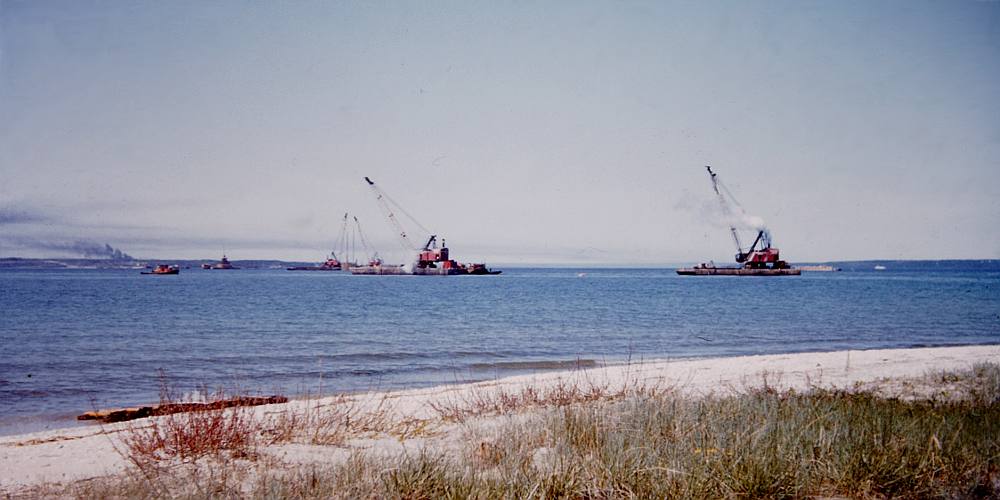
[364, 176, 460, 272]
[705, 166, 791, 270]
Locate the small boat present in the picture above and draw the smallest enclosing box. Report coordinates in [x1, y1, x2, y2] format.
[874, 265, 887, 271]
[141, 264, 179, 275]
[464, 263, 502, 275]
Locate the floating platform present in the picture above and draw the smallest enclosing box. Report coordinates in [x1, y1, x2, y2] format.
[350, 265, 409, 275]
[351, 264, 501, 276]
[798, 265, 841, 272]
[676, 267, 801, 276]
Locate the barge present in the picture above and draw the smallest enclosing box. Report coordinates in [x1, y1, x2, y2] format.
[679, 166, 800, 277]
[362, 176, 501, 276]
[676, 265, 800, 276]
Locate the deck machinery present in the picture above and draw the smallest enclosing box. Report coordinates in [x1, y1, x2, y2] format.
[677, 166, 800, 276]
[354, 177, 500, 275]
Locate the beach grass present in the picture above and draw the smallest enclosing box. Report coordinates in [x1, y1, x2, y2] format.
[55, 362, 1000, 499]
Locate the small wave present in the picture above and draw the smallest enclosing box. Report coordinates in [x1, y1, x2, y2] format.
[468, 359, 599, 371]
[1, 389, 50, 398]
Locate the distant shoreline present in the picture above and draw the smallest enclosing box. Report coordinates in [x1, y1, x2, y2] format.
[2, 257, 999, 270]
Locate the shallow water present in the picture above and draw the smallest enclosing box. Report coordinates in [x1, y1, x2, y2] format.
[1, 266, 998, 435]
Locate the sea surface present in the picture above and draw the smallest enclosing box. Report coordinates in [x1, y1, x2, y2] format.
[1, 265, 998, 436]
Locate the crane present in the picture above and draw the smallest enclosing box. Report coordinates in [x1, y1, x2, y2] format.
[352, 215, 382, 266]
[363, 176, 455, 270]
[704, 166, 789, 269]
[364, 177, 436, 253]
[329, 212, 349, 263]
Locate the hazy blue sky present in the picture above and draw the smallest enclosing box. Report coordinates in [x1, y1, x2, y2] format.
[2, 1, 998, 264]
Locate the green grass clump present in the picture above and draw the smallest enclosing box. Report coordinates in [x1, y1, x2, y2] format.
[446, 387, 997, 498]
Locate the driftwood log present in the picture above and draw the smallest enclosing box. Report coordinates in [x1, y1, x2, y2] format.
[77, 395, 288, 423]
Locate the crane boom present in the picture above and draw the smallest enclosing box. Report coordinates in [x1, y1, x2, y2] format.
[706, 166, 744, 256]
[702, 166, 787, 268]
[353, 216, 381, 264]
[331, 212, 349, 261]
[364, 176, 424, 252]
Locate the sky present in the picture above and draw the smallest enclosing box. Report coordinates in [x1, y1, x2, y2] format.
[1, 0, 998, 264]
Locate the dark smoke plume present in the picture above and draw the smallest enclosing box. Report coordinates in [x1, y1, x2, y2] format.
[5, 238, 135, 260]
[67, 241, 135, 260]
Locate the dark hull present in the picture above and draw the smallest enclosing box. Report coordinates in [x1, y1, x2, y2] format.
[351, 267, 502, 276]
[676, 267, 800, 276]
[413, 267, 465, 276]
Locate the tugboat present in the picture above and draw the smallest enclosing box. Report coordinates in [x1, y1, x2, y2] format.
[141, 264, 179, 275]
[205, 254, 239, 270]
[677, 166, 799, 277]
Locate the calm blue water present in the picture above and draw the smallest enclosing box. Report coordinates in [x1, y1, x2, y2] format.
[1, 266, 998, 436]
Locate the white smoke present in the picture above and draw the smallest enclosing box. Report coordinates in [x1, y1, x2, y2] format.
[673, 190, 767, 233]
[738, 214, 767, 232]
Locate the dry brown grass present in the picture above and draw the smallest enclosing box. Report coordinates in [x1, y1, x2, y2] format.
[262, 393, 398, 446]
[427, 374, 669, 423]
[50, 363, 1000, 499]
[119, 387, 263, 465]
[259, 390, 445, 451]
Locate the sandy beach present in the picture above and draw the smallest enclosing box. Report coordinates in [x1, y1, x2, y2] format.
[2, 344, 997, 494]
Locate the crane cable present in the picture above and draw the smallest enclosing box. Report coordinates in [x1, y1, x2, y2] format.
[713, 171, 772, 251]
[331, 213, 349, 261]
[353, 216, 380, 264]
[365, 178, 432, 252]
[707, 167, 744, 254]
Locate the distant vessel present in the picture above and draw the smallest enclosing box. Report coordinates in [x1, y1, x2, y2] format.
[287, 257, 342, 271]
[362, 176, 501, 276]
[204, 254, 239, 270]
[677, 166, 799, 277]
[798, 265, 842, 272]
[874, 265, 887, 271]
[287, 213, 365, 271]
[350, 257, 409, 275]
[141, 264, 179, 275]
